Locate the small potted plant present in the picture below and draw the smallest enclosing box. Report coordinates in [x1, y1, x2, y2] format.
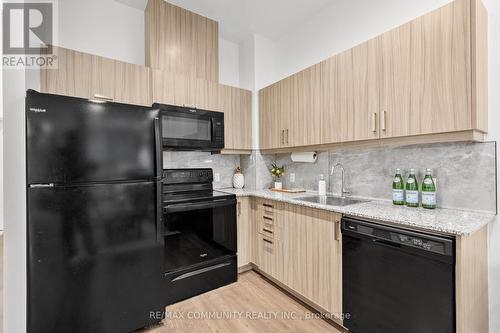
[233, 166, 244, 189]
[271, 163, 285, 190]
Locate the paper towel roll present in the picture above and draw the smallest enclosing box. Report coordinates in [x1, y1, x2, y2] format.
[291, 152, 317, 163]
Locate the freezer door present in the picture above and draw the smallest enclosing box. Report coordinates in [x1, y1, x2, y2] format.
[27, 182, 163, 333]
[26, 90, 161, 185]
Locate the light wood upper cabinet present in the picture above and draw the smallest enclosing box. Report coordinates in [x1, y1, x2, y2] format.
[379, 23, 412, 138]
[352, 38, 381, 141]
[259, 83, 281, 149]
[114, 62, 152, 107]
[410, 0, 472, 135]
[259, 0, 487, 151]
[219, 85, 253, 151]
[321, 49, 354, 143]
[291, 64, 322, 146]
[145, 0, 219, 82]
[41, 47, 92, 99]
[41, 47, 151, 106]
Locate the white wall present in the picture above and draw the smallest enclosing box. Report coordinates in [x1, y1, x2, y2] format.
[58, 0, 145, 64]
[3, 68, 28, 333]
[219, 38, 240, 87]
[483, 1, 500, 331]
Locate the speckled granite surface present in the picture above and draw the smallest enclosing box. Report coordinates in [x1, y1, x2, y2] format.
[219, 188, 495, 236]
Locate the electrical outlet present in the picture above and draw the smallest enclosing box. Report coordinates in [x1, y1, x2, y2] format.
[214, 173, 221, 182]
[290, 173, 296, 183]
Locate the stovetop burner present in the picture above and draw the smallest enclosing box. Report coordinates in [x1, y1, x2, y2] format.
[162, 168, 235, 206]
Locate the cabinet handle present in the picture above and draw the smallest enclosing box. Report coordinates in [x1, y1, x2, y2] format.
[263, 216, 273, 221]
[93, 93, 114, 101]
[263, 238, 273, 245]
[263, 203, 274, 208]
[263, 228, 273, 234]
[372, 112, 377, 133]
[286, 129, 289, 144]
[381, 110, 386, 131]
[335, 220, 341, 241]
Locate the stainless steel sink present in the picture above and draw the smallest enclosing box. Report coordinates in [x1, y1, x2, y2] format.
[294, 195, 367, 207]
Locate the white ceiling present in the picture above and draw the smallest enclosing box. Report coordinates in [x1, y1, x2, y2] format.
[113, 0, 334, 43]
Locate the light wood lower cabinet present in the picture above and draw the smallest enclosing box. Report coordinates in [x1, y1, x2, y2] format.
[252, 199, 342, 317]
[236, 198, 253, 269]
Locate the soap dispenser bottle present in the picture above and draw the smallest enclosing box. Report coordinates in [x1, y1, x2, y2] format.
[318, 174, 326, 196]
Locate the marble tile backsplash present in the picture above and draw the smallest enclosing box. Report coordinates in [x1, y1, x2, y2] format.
[163, 151, 240, 189]
[267, 142, 497, 213]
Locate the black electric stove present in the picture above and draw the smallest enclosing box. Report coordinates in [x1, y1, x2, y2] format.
[162, 169, 237, 305]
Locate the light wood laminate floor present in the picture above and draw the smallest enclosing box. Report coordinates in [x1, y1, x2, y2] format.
[142, 271, 342, 333]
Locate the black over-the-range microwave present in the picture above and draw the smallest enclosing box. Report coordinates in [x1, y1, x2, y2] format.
[153, 104, 224, 152]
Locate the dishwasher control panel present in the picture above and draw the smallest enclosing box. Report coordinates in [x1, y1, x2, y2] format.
[342, 218, 454, 257]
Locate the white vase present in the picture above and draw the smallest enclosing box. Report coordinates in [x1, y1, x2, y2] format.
[233, 172, 245, 189]
[274, 181, 282, 190]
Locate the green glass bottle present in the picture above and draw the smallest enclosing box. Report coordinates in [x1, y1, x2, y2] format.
[392, 168, 405, 205]
[405, 168, 419, 207]
[421, 168, 437, 209]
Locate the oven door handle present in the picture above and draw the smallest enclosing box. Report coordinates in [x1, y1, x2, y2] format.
[164, 198, 236, 214]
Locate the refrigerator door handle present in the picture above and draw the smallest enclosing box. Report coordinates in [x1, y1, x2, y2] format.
[156, 181, 163, 243]
[154, 117, 162, 179]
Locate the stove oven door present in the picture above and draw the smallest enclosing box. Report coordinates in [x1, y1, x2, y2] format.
[163, 197, 237, 272]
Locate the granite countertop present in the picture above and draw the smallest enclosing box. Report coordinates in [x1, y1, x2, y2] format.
[218, 188, 496, 236]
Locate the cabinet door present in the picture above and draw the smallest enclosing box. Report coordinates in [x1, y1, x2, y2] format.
[219, 85, 235, 149]
[321, 50, 354, 143]
[40, 47, 92, 99]
[151, 69, 176, 105]
[291, 64, 322, 146]
[114, 61, 151, 106]
[238, 89, 253, 150]
[380, 23, 412, 138]
[282, 205, 342, 315]
[237, 198, 252, 268]
[279, 76, 293, 147]
[352, 38, 381, 141]
[91, 56, 115, 101]
[259, 83, 281, 149]
[410, 0, 471, 135]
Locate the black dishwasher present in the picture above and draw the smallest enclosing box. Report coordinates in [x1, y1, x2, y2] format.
[342, 217, 455, 333]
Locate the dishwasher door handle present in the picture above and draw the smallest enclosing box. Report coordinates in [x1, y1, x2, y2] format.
[372, 238, 402, 249]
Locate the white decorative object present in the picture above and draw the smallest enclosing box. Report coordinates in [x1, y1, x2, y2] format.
[233, 167, 245, 189]
[274, 181, 283, 190]
[291, 152, 317, 163]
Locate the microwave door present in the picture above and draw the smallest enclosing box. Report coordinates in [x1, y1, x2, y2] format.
[162, 112, 214, 149]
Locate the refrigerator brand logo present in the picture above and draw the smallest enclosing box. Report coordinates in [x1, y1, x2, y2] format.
[189, 109, 197, 113]
[29, 107, 46, 113]
[2, 1, 58, 69]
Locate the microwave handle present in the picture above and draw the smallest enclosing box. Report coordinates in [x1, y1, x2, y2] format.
[154, 117, 162, 179]
[210, 117, 216, 141]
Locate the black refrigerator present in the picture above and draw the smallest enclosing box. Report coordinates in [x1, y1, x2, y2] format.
[26, 90, 164, 333]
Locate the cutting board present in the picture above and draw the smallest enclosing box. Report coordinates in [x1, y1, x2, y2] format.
[269, 188, 306, 193]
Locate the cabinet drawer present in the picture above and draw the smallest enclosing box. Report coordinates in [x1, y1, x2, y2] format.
[256, 234, 283, 281]
[256, 199, 282, 216]
[258, 215, 281, 240]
